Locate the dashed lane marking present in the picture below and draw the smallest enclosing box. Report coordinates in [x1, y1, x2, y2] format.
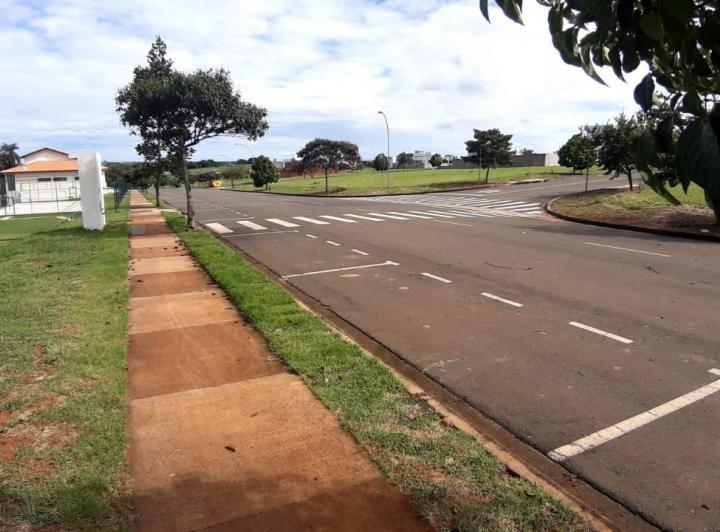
[326, 240, 341, 246]
[237, 220, 268, 231]
[569, 321, 634, 344]
[227, 230, 298, 237]
[549, 369, 720, 462]
[352, 249, 369, 256]
[481, 292, 524, 307]
[293, 216, 329, 225]
[266, 218, 300, 228]
[306, 234, 318, 239]
[421, 272, 452, 283]
[585, 242, 671, 258]
[282, 261, 399, 279]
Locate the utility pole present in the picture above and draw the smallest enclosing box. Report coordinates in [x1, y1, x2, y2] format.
[378, 110, 390, 193]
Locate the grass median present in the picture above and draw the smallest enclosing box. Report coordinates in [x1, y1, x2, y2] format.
[165, 210, 590, 531]
[0, 197, 130, 528]
[219, 166, 591, 195]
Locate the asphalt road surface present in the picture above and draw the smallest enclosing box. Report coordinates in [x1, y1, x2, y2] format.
[163, 175, 720, 531]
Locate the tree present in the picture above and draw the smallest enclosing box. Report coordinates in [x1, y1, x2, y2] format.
[481, 0, 720, 222]
[373, 153, 389, 172]
[0, 143, 20, 170]
[116, 37, 269, 228]
[558, 133, 596, 175]
[464, 128, 513, 182]
[518, 148, 535, 156]
[396, 152, 413, 171]
[588, 114, 641, 190]
[296, 139, 360, 193]
[220, 165, 250, 189]
[429, 153, 444, 169]
[251, 156, 279, 190]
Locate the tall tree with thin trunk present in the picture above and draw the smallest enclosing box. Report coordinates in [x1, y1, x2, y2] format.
[296, 139, 360, 193]
[464, 128, 513, 182]
[116, 37, 268, 227]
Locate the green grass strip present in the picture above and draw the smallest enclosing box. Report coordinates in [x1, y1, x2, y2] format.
[0, 197, 130, 528]
[165, 211, 590, 531]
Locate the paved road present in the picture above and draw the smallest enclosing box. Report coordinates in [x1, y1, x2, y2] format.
[163, 175, 720, 531]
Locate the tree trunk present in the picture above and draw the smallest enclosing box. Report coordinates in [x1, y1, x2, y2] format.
[705, 190, 720, 225]
[324, 169, 329, 193]
[627, 169, 633, 190]
[585, 167, 589, 192]
[180, 154, 196, 229]
[154, 174, 160, 208]
[485, 166, 490, 183]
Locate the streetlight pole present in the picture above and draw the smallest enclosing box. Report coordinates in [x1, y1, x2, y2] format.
[378, 110, 390, 193]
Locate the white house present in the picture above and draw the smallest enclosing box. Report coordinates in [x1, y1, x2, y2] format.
[0, 147, 107, 215]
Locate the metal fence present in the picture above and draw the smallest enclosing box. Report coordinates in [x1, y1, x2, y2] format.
[113, 181, 129, 211]
[0, 179, 83, 217]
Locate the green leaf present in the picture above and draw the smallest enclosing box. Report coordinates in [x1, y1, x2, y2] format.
[639, 12, 664, 40]
[710, 104, 720, 147]
[496, 0, 523, 24]
[479, 0, 490, 22]
[581, 45, 606, 84]
[676, 118, 720, 197]
[633, 74, 655, 111]
[655, 115, 674, 153]
[636, 131, 681, 204]
[662, 0, 694, 26]
[608, 45, 625, 80]
[681, 91, 705, 116]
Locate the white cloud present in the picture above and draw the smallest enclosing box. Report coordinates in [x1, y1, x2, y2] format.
[0, 0, 646, 161]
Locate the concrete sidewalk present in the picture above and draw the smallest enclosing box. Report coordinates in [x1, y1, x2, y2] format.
[125, 191, 429, 531]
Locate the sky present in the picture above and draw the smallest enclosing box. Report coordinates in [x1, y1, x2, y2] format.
[1, 0, 646, 162]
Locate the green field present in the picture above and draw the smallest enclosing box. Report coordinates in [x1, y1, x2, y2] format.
[0, 197, 130, 528]
[604, 183, 707, 210]
[219, 166, 590, 195]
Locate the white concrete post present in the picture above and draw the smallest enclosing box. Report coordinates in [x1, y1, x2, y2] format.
[78, 152, 106, 230]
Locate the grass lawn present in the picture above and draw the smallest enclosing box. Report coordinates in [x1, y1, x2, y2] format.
[218, 166, 592, 196]
[165, 211, 590, 531]
[603, 183, 707, 210]
[0, 215, 78, 241]
[0, 196, 130, 528]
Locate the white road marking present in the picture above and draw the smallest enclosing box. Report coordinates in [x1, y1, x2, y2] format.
[205, 222, 233, 234]
[282, 260, 399, 279]
[266, 218, 299, 228]
[585, 242, 671, 258]
[421, 272, 452, 283]
[409, 210, 454, 218]
[433, 220, 474, 227]
[306, 234, 318, 239]
[352, 249, 369, 256]
[388, 211, 433, 219]
[293, 216, 329, 225]
[227, 230, 298, 237]
[237, 220, 268, 231]
[326, 240, 340, 246]
[569, 321, 634, 344]
[343, 213, 385, 221]
[320, 215, 357, 223]
[367, 212, 409, 220]
[427, 210, 472, 218]
[481, 292, 524, 307]
[548, 369, 720, 462]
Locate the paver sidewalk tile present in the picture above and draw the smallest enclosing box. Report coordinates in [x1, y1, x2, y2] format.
[130, 255, 196, 275]
[130, 270, 215, 298]
[130, 235, 181, 249]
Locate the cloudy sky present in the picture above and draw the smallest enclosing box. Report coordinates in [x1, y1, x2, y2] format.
[2, 0, 645, 162]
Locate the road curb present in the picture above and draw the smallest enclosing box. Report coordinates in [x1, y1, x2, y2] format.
[545, 194, 720, 242]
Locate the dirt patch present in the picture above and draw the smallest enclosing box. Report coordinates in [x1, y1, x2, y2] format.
[0, 411, 10, 427]
[0, 421, 76, 465]
[551, 190, 719, 237]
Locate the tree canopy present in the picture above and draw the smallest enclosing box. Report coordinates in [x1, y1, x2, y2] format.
[251, 156, 279, 189]
[373, 153, 389, 172]
[396, 152, 413, 170]
[464, 128, 513, 182]
[481, 0, 720, 222]
[557, 132, 596, 174]
[587, 113, 640, 189]
[0, 143, 20, 171]
[429, 153, 444, 169]
[296, 138, 360, 193]
[116, 37, 269, 227]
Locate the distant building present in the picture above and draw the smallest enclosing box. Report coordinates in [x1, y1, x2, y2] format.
[449, 152, 559, 169]
[394, 150, 432, 169]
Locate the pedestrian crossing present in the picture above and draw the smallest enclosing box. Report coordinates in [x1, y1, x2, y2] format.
[352, 191, 543, 217]
[202, 205, 538, 236]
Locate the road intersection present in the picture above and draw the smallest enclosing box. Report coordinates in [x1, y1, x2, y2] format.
[164, 175, 719, 531]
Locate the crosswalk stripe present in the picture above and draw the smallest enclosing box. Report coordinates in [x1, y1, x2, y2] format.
[445, 210, 494, 218]
[206, 222, 233, 234]
[493, 202, 534, 209]
[293, 216, 330, 225]
[427, 210, 473, 218]
[237, 220, 267, 230]
[266, 218, 300, 227]
[320, 215, 357, 223]
[344, 214, 385, 221]
[388, 211, 433, 219]
[410, 210, 454, 218]
[367, 212, 409, 220]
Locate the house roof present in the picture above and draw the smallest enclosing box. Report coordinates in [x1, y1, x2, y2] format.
[1, 159, 79, 174]
[20, 147, 70, 158]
